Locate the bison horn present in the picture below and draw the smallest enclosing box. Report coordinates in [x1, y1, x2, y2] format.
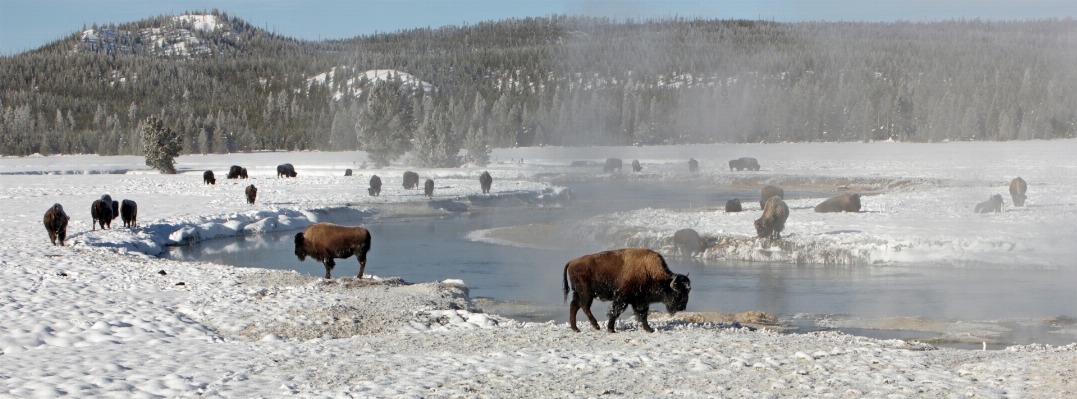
[671, 279, 677, 290]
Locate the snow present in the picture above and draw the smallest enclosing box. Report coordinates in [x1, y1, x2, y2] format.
[173, 14, 221, 32]
[1, 143, 1075, 396]
[306, 67, 437, 99]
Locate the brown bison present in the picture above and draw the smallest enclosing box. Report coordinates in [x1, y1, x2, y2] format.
[245, 184, 258, 205]
[673, 229, 705, 255]
[43, 204, 69, 246]
[91, 196, 114, 230]
[814, 193, 862, 213]
[603, 158, 622, 173]
[276, 163, 297, 178]
[631, 159, 642, 172]
[479, 171, 493, 194]
[755, 196, 789, 240]
[563, 248, 691, 333]
[294, 223, 372, 279]
[240, 167, 248, 179]
[424, 179, 435, 198]
[227, 165, 245, 179]
[120, 199, 137, 228]
[403, 171, 420, 189]
[344, 169, 353, 177]
[369, 175, 382, 197]
[1009, 177, 1027, 207]
[688, 158, 699, 173]
[725, 198, 743, 212]
[203, 170, 216, 185]
[729, 157, 761, 171]
[975, 194, 1004, 213]
[759, 185, 784, 209]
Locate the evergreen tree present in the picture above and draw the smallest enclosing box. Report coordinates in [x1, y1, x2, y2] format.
[409, 103, 460, 167]
[139, 115, 183, 174]
[356, 79, 413, 167]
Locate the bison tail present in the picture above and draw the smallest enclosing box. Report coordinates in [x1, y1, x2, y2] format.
[562, 262, 571, 303]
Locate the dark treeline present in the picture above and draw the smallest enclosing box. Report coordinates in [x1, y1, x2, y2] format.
[1, 12, 1075, 160]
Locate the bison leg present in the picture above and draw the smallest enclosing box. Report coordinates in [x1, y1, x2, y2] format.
[632, 303, 654, 333]
[323, 258, 335, 279]
[606, 301, 628, 333]
[577, 294, 601, 331]
[357, 252, 367, 279]
[569, 292, 581, 332]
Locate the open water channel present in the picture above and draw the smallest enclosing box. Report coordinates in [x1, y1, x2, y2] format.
[165, 181, 1077, 348]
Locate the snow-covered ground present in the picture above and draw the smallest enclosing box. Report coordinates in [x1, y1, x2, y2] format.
[1, 144, 1075, 397]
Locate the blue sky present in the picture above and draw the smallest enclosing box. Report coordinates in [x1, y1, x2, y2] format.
[2, 0, 1075, 55]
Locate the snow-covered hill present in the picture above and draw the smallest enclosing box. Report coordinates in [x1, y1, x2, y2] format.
[73, 14, 229, 58]
[306, 67, 436, 99]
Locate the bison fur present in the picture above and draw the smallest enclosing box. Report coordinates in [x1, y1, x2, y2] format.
[344, 169, 352, 177]
[203, 170, 216, 185]
[688, 158, 698, 173]
[479, 171, 493, 194]
[725, 198, 743, 212]
[975, 194, 1004, 213]
[603, 158, 622, 173]
[227, 165, 244, 179]
[294, 223, 372, 279]
[369, 175, 382, 197]
[729, 157, 760, 171]
[245, 184, 258, 205]
[91, 198, 113, 230]
[276, 163, 297, 178]
[631, 159, 642, 172]
[402, 171, 420, 189]
[43, 204, 69, 246]
[814, 193, 862, 213]
[121, 199, 137, 228]
[755, 196, 789, 240]
[673, 229, 705, 255]
[1009, 177, 1027, 207]
[424, 179, 435, 198]
[759, 185, 784, 209]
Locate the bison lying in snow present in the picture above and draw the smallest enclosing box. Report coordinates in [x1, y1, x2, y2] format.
[673, 229, 705, 255]
[294, 223, 372, 279]
[631, 159, 642, 172]
[402, 171, 420, 189]
[227, 165, 246, 179]
[91, 196, 114, 230]
[121, 199, 137, 228]
[424, 179, 435, 198]
[975, 194, 1004, 213]
[344, 169, 353, 177]
[43, 204, 69, 246]
[563, 248, 691, 333]
[369, 175, 382, 197]
[755, 196, 789, 240]
[688, 158, 699, 173]
[276, 163, 297, 178]
[245, 184, 258, 205]
[1010, 177, 1027, 207]
[815, 193, 862, 213]
[759, 185, 784, 209]
[729, 157, 760, 171]
[203, 170, 216, 185]
[725, 198, 743, 212]
[479, 171, 493, 194]
[603, 158, 622, 173]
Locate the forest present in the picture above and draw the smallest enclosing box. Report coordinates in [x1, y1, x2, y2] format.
[1, 11, 1075, 164]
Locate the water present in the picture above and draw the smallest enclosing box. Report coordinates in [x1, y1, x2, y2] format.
[164, 180, 1077, 346]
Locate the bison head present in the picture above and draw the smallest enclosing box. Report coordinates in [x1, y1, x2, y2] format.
[662, 274, 691, 314]
[294, 232, 307, 261]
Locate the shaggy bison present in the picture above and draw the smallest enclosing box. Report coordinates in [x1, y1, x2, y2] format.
[603, 158, 622, 173]
[245, 184, 258, 205]
[479, 171, 493, 194]
[673, 229, 705, 255]
[725, 198, 743, 212]
[975, 194, 1004, 213]
[276, 163, 297, 178]
[755, 196, 789, 240]
[294, 223, 372, 279]
[121, 199, 137, 228]
[1009, 177, 1027, 207]
[227, 165, 245, 179]
[563, 248, 691, 333]
[815, 193, 862, 213]
[369, 175, 382, 197]
[43, 204, 69, 246]
[111, 200, 120, 223]
[631, 159, 642, 172]
[729, 157, 760, 171]
[424, 179, 435, 198]
[91, 196, 114, 230]
[688, 158, 699, 173]
[403, 171, 420, 189]
[240, 167, 248, 179]
[759, 185, 785, 209]
[203, 170, 216, 185]
[344, 169, 353, 177]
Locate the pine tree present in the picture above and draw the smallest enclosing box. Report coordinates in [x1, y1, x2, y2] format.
[410, 104, 460, 167]
[140, 115, 183, 174]
[356, 79, 413, 167]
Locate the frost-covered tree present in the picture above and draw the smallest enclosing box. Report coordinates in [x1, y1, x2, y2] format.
[139, 115, 183, 174]
[463, 96, 490, 166]
[409, 104, 460, 167]
[356, 78, 413, 167]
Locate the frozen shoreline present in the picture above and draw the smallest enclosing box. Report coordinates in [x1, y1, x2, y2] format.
[2, 145, 1076, 397]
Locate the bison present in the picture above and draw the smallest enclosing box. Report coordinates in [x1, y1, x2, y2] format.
[227, 165, 244, 179]
[368, 175, 382, 197]
[111, 200, 120, 223]
[276, 163, 297, 178]
[673, 229, 705, 255]
[403, 171, 420, 189]
[975, 194, 1004, 213]
[294, 223, 372, 279]
[43, 204, 69, 246]
[729, 157, 760, 171]
[344, 169, 353, 177]
[424, 179, 435, 198]
[203, 170, 216, 185]
[688, 158, 699, 173]
[479, 171, 493, 194]
[563, 248, 691, 333]
[631, 159, 642, 172]
[603, 158, 622, 173]
[1009, 177, 1027, 207]
[759, 185, 785, 209]
[755, 196, 789, 240]
[121, 199, 137, 228]
[91, 197, 114, 230]
[245, 184, 258, 205]
[725, 198, 743, 212]
[814, 193, 862, 213]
